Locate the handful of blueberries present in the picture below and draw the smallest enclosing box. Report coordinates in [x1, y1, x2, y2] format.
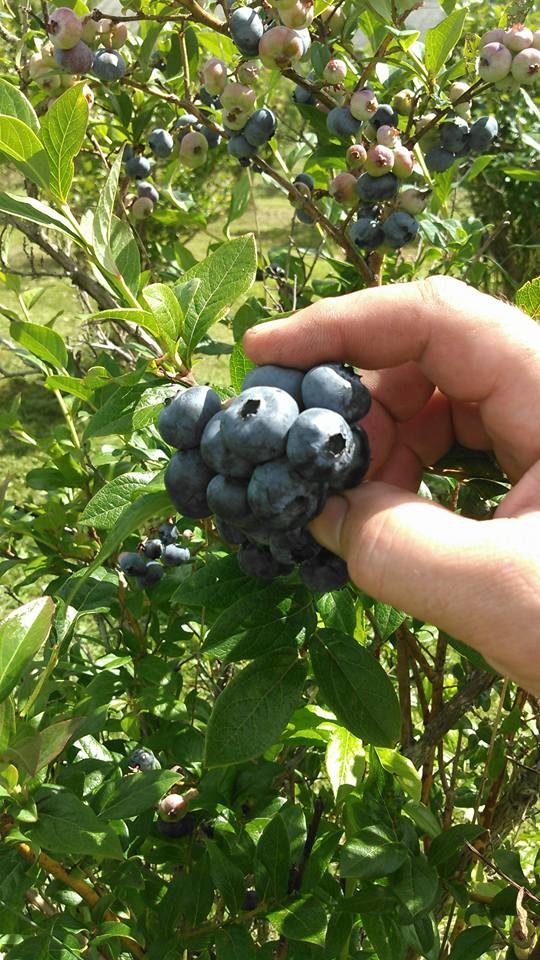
[159, 363, 371, 592]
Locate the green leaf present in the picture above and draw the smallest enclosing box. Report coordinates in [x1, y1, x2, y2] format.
[202, 584, 315, 662]
[310, 630, 401, 746]
[448, 926, 495, 960]
[372, 602, 406, 640]
[393, 854, 440, 918]
[215, 926, 257, 960]
[268, 897, 328, 945]
[44, 374, 93, 402]
[29, 786, 123, 860]
[100, 770, 180, 819]
[80, 472, 163, 529]
[316, 591, 357, 635]
[0, 115, 49, 188]
[376, 748, 421, 802]
[0, 192, 81, 242]
[516, 276, 540, 318]
[424, 9, 467, 76]
[35, 718, 86, 773]
[40, 83, 89, 203]
[179, 235, 257, 364]
[340, 826, 408, 880]
[82, 383, 148, 439]
[0, 598, 54, 703]
[427, 823, 485, 867]
[10, 319, 68, 370]
[172, 554, 259, 608]
[92, 150, 124, 274]
[225, 170, 250, 238]
[325, 725, 364, 796]
[403, 799, 441, 839]
[361, 915, 408, 960]
[204, 649, 306, 768]
[229, 341, 254, 393]
[110, 215, 141, 294]
[207, 842, 246, 915]
[502, 166, 540, 182]
[0, 78, 39, 133]
[0, 698, 15, 752]
[256, 813, 291, 900]
[143, 282, 186, 355]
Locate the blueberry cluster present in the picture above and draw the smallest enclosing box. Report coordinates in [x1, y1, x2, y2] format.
[41, 7, 128, 78]
[158, 366, 371, 591]
[425, 114, 498, 173]
[118, 521, 191, 590]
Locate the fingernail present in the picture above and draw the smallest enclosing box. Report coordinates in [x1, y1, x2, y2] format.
[310, 495, 348, 557]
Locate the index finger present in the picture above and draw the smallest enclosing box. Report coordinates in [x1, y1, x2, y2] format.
[243, 277, 540, 480]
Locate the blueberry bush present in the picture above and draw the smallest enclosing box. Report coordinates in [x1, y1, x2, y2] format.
[0, 1, 539, 958]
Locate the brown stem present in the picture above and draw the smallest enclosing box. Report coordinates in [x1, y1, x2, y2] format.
[16, 842, 146, 958]
[397, 630, 413, 748]
[91, 3, 227, 34]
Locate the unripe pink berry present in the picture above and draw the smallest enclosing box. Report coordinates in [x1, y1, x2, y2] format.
[47, 7, 83, 50]
[346, 142, 367, 171]
[397, 187, 429, 214]
[320, 4, 346, 34]
[97, 18, 113, 35]
[259, 26, 304, 69]
[479, 28, 506, 46]
[377, 125, 401, 148]
[502, 24, 534, 52]
[237, 60, 260, 85]
[392, 145, 414, 178]
[322, 58, 347, 84]
[109, 23, 128, 49]
[54, 41, 94, 75]
[329, 172, 358, 207]
[158, 794, 188, 821]
[364, 144, 394, 176]
[477, 42, 513, 82]
[179, 130, 208, 168]
[28, 52, 61, 90]
[511, 47, 540, 84]
[279, 0, 314, 30]
[202, 57, 228, 96]
[221, 81, 256, 112]
[349, 87, 378, 121]
[131, 196, 154, 219]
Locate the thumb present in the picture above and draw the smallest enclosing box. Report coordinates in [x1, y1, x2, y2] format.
[310, 482, 528, 671]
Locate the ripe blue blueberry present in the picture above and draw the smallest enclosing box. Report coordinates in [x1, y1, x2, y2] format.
[157, 385, 221, 449]
[247, 458, 326, 530]
[200, 410, 253, 479]
[92, 48, 126, 81]
[356, 172, 399, 202]
[243, 108, 277, 147]
[165, 449, 215, 519]
[128, 747, 161, 770]
[326, 106, 361, 140]
[286, 408, 357, 479]
[54, 41, 94, 74]
[293, 84, 316, 105]
[299, 548, 348, 591]
[237, 542, 294, 581]
[439, 117, 470, 154]
[158, 522, 178, 544]
[206, 474, 252, 524]
[370, 103, 399, 130]
[425, 146, 455, 172]
[349, 217, 384, 249]
[143, 539, 163, 559]
[118, 551, 147, 576]
[157, 811, 196, 838]
[136, 560, 164, 589]
[220, 386, 299, 464]
[137, 181, 159, 203]
[148, 127, 174, 158]
[162, 544, 191, 566]
[328, 424, 370, 492]
[125, 155, 152, 179]
[469, 115, 498, 152]
[214, 515, 248, 545]
[301, 364, 371, 422]
[227, 134, 258, 160]
[293, 172, 315, 191]
[382, 211, 419, 248]
[268, 527, 321, 565]
[229, 7, 264, 56]
[241, 365, 305, 405]
[202, 125, 221, 149]
[296, 208, 316, 225]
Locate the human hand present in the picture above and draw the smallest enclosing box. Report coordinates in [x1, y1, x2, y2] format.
[243, 277, 540, 695]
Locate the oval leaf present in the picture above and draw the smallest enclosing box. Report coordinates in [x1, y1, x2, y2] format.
[40, 82, 89, 203]
[205, 649, 306, 768]
[310, 629, 401, 746]
[0, 598, 55, 703]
